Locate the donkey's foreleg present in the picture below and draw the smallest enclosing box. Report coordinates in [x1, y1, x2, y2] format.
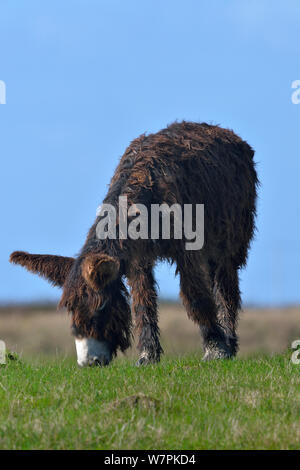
[128, 266, 163, 365]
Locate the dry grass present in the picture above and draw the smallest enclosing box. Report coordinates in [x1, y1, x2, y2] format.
[0, 302, 299, 359]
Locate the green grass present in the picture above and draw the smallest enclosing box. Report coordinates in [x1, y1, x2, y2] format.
[0, 352, 299, 450]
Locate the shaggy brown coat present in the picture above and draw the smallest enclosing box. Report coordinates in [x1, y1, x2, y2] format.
[10, 121, 258, 363]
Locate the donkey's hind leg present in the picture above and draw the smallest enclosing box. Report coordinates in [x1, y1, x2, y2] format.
[179, 264, 231, 360]
[213, 264, 241, 357]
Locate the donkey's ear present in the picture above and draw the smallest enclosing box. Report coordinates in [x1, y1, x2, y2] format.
[81, 253, 120, 291]
[9, 251, 75, 287]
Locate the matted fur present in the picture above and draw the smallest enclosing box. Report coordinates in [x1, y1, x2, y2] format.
[82, 254, 120, 291]
[10, 121, 258, 363]
[9, 251, 74, 287]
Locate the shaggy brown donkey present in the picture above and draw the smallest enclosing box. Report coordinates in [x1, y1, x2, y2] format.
[10, 121, 258, 366]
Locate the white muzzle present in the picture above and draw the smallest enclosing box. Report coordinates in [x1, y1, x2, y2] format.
[75, 337, 111, 367]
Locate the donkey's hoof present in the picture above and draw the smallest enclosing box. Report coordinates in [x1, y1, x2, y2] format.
[136, 357, 149, 366]
[202, 344, 232, 361]
[136, 351, 160, 366]
[88, 355, 110, 367]
[136, 352, 151, 366]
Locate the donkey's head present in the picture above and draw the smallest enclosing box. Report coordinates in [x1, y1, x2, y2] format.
[9, 251, 132, 367]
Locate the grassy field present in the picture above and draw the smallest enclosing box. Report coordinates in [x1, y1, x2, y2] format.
[0, 352, 299, 450]
[0, 303, 299, 450]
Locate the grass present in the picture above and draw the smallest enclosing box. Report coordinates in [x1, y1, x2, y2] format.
[0, 352, 299, 450]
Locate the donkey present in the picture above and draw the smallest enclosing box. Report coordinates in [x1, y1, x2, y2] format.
[10, 121, 258, 366]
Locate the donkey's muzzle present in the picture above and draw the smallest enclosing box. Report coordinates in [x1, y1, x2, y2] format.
[75, 337, 112, 367]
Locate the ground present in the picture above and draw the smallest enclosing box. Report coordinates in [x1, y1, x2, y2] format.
[0, 353, 299, 450]
[0, 303, 299, 450]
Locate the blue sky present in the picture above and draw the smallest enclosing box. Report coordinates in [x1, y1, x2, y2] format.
[1, 0, 299, 305]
